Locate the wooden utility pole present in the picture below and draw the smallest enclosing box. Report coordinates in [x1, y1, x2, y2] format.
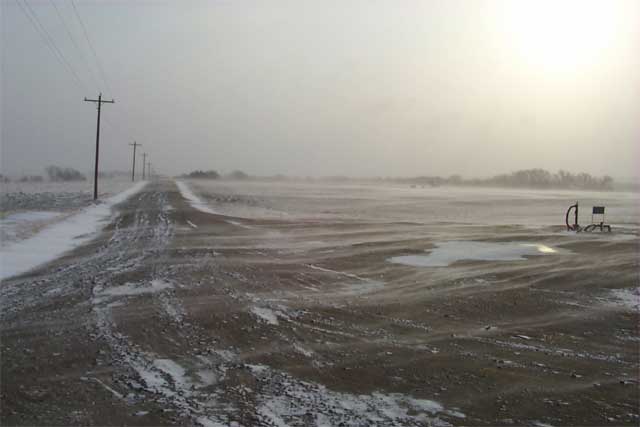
[148, 162, 151, 180]
[84, 93, 114, 200]
[129, 141, 141, 182]
[142, 152, 147, 180]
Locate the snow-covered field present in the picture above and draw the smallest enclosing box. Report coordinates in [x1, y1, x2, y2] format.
[2, 179, 638, 426]
[0, 178, 139, 247]
[1, 178, 135, 211]
[185, 179, 640, 227]
[0, 180, 147, 280]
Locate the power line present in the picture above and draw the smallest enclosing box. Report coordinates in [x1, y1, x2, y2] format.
[67, 0, 140, 143]
[49, 0, 101, 90]
[69, 0, 113, 96]
[15, 0, 88, 92]
[66, 0, 142, 146]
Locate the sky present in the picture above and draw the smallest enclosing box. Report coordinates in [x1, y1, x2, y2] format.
[2, 0, 639, 180]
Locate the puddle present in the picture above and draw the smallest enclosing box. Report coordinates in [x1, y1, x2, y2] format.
[389, 240, 563, 267]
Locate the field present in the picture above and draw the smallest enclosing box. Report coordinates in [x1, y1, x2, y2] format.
[1, 179, 638, 426]
[1, 178, 135, 247]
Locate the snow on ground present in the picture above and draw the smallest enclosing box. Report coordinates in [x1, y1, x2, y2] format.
[176, 180, 257, 229]
[389, 241, 565, 267]
[93, 279, 174, 304]
[0, 211, 65, 247]
[609, 287, 640, 312]
[251, 306, 280, 325]
[175, 180, 219, 215]
[248, 363, 465, 426]
[1, 178, 135, 211]
[307, 264, 385, 296]
[0, 181, 148, 280]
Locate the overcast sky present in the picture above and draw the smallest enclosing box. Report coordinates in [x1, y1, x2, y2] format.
[2, 0, 639, 179]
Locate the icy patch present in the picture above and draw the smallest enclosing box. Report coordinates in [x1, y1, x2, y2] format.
[251, 307, 280, 325]
[389, 241, 562, 267]
[0, 181, 148, 280]
[175, 181, 219, 215]
[95, 279, 173, 301]
[609, 287, 640, 312]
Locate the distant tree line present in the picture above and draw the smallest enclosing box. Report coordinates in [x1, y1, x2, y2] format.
[181, 169, 250, 180]
[46, 165, 86, 182]
[182, 170, 220, 179]
[393, 169, 614, 190]
[177, 168, 617, 190]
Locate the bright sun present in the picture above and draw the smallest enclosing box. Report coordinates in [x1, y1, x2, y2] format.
[501, 0, 622, 74]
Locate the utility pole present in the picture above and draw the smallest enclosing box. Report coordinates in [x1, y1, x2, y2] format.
[129, 141, 141, 182]
[142, 152, 147, 180]
[148, 161, 152, 180]
[84, 93, 114, 200]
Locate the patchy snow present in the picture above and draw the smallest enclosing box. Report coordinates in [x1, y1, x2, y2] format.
[0, 211, 65, 247]
[609, 287, 640, 312]
[153, 358, 190, 390]
[92, 378, 124, 400]
[0, 181, 148, 280]
[293, 343, 314, 358]
[196, 417, 227, 427]
[225, 219, 253, 229]
[196, 370, 218, 387]
[389, 241, 563, 267]
[175, 181, 219, 215]
[1, 211, 61, 222]
[176, 181, 256, 229]
[249, 363, 464, 426]
[93, 279, 173, 302]
[307, 264, 385, 296]
[251, 306, 280, 325]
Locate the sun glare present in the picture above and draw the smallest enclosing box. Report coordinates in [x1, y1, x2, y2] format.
[501, 0, 622, 74]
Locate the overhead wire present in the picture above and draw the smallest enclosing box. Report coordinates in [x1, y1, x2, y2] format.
[67, 0, 142, 146]
[17, 0, 143, 155]
[15, 0, 88, 93]
[69, 0, 114, 97]
[49, 0, 102, 91]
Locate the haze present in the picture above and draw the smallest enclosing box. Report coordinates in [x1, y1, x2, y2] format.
[2, 0, 639, 180]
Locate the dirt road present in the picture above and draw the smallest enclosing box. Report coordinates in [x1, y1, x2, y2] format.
[1, 180, 638, 426]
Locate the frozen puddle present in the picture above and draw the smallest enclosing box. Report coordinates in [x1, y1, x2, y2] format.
[389, 240, 562, 267]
